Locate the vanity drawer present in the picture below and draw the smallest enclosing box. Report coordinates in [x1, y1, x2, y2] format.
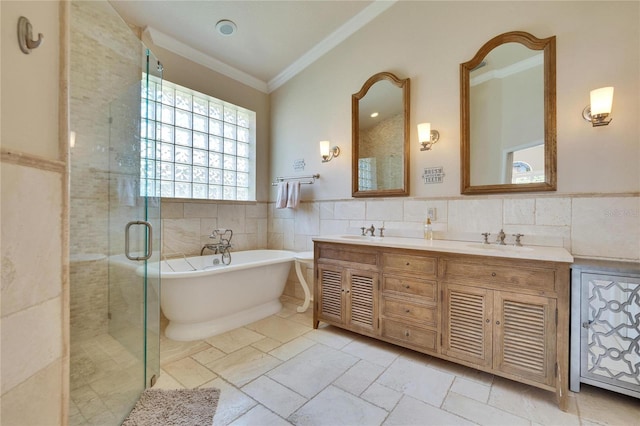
[441, 259, 556, 292]
[382, 253, 437, 277]
[317, 244, 378, 266]
[382, 276, 437, 301]
[382, 319, 436, 351]
[382, 297, 436, 327]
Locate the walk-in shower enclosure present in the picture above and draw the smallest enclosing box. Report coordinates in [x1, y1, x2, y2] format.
[69, 1, 161, 424]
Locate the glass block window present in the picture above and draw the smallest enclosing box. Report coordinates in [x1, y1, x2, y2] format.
[140, 75, 256, 201]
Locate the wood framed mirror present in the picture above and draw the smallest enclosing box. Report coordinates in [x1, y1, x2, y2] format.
[461, 31, 556, 195]
[352, 72, 410, 197]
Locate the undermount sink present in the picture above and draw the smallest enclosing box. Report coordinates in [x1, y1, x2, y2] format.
[466, 243, 534, 252]
[340, 235, 384, 241]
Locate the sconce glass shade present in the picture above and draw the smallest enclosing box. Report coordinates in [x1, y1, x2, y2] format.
[590, 86, 614, 115]
[417, 123, 432, 143]
[418, 122, 440, 151]
[319, 140, 331, 157]
[320, 140, 340, 162]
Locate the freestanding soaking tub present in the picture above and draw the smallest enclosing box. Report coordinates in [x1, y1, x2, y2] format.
[144, 250, 295, 341]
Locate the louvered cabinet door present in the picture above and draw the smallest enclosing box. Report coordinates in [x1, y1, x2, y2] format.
[494, 291, 556, 386]
[317, 264, 344, 324]
[346, 269, 379, 333]
[442, 283, 493, 367]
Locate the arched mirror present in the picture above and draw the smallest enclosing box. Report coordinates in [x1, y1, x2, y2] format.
[461, 31, 556, 194]
[352, 72, 410, 197]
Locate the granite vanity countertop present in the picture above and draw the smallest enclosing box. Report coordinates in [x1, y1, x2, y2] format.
[313, 235, 574, 263]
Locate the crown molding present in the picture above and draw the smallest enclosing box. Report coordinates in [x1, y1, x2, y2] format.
[144, 1, 396, 94]
[267, 0, 397, 93]
[144, 26, 269, 93]
[471, 53, 543, 86]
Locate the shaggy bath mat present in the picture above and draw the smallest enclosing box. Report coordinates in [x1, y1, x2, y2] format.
[122, 388, 220, 426]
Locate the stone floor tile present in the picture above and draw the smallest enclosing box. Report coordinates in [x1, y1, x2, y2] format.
[384, 395, 475, 426]
[303, 325, 355, 349]
[377, 356, 455, 407]
[449, 377, 491, 403]
[574, 384, 640, 426]
[341, 337, 400, 368]
[152, 369, 185, 390]
[206, 346, 282, 387]
[252, 337, 283, 353]
[230, 405, 292, 426]
[269, 336, 316, 361]
[242, 376, 307, 418]
[289, 386, 387, 426]
[206, 377, 257, 426]
[163, 356, 217, 388]
[245, 316, 310, 343]
[488, 377, 580, 425]
[333, 359, 385, 396]
[205, 327, 266, 354]
[361, 382, 403, 411]
[268, 344, 358, 398]
[443, 392, 529, 425]
[191, 346, 227, 365]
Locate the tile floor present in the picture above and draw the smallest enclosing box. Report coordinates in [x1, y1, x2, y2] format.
[154, 296, 640, 426]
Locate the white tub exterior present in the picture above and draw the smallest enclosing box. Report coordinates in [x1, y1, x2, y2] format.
[146, 250, 295, 341]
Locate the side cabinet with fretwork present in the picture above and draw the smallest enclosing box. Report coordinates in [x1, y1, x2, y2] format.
[570, 259, 640, 399]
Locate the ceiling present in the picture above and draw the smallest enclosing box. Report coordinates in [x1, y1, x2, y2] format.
[109, 0, 396, 93]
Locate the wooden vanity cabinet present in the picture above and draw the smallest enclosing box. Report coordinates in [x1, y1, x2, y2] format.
[314, 243, 380, 337]
[313, 241, 571, 411]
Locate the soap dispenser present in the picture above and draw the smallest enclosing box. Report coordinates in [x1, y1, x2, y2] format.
[424, 218, 433, 240]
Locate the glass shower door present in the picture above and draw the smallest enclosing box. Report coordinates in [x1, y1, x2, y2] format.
[69, 2, 161, 424]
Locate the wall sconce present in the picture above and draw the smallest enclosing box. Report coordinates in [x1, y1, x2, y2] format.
[582, 86, 614, 127]
[418, 123, 440, 151]
[320, 140, 340, 163]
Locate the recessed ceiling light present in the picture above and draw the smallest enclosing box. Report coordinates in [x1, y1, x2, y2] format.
[370, 112, 379, 118]
[216, 20, 237, 37]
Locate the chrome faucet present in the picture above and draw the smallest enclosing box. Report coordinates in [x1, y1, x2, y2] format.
[481, 232, 491, 244]
[201, 229, 233, 264]
[496, 229, 506, 245]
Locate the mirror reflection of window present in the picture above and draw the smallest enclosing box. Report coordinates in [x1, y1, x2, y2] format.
[358, 157, 378, 191]
[507, 144, 545, 183]
[358, 158, 377, 190]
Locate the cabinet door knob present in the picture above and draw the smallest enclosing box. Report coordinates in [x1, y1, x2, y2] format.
[403, 284, 410, 289]
[405, 309, 410, 313]
[496, 320, 501, 325]
[405, 330, 410, 337]
[491, 272, 497, 277]
[486, 319, 490, 323]
[406, 262, 410, 266]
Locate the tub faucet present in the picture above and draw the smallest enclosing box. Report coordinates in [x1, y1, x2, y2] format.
[496, 229, 506, 245]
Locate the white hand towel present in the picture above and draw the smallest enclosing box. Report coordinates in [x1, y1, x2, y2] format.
[276, 181, 288, 209]
[117, 175, 137, 207]
[287, 181, 301, 209]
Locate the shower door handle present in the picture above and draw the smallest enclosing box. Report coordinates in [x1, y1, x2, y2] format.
[125, 220, 153, 261]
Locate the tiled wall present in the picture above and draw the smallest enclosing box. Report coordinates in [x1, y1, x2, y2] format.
[1, 1, 65, 423]
[160, 194, 638, 304]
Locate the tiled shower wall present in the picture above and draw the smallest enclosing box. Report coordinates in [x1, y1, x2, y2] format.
[161, 194, 639, 300]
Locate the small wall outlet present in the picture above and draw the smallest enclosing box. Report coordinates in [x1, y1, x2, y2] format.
[427, 207, 436, 221]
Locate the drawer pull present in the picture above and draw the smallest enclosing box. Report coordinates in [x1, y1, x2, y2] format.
[405, 330, 410, 337]
[405, 309, 411, 313]
[491, 272, 497, 277]
[406, 262, 410, 266]
[403, 284, 411, 289]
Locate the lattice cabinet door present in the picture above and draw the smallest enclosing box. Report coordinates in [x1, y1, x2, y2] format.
[580, 273, 640, 397]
